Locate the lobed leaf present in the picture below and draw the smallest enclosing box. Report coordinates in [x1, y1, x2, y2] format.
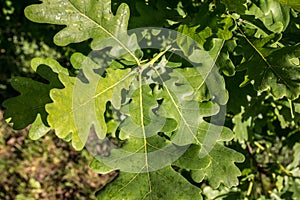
[46, 53, 134, 150]
[90, 134, 202, 199]
[24, 0, 130, 48]
[178, 121, 244, 188]
[91, 161, 202, 200]
[221, 0, 247, 14]
[177, 15, 234, 48]
[232, 111, 251, 143]
[2, 58, 67, 130]
[28, 114, 51, 140]
[190, 143, 245, 188]
[119, 84, 166, 139]
[246, 0, 290, 33]
[236, 33, 300, 100]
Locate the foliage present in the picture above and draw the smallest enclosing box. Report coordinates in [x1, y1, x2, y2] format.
[2, 0, 300, 199]
[0, 0, 81, 103]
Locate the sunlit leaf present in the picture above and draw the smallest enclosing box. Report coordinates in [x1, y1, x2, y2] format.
[46, 53, 134, 150]
[29, 114, 51, 140]
[246, 0, 290, 33]
[24, 0, 130, 48]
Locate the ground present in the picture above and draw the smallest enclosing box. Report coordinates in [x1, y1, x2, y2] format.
[0, 110, 117, 200]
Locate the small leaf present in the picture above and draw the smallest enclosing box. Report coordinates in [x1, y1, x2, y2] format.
[191, 143, 245, 188]
[176, 66, 228, 105]
[177, 14, 234, 47]
[31, 57, 69, 74]
[221, 0, 247, 14]
[29, 114, 51, 140]
[233, 109, 251, 143]
[246, 0, 290, 32]
[214, 39, 236, 76]
[289, 143, 300, 169]
[2, 60, 65, 129]
[174, 121, 245, 188]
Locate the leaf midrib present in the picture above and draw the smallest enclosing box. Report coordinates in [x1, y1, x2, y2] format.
[71, 70, 135, 114]
[194, 40, 225, 96]
[68, 0, 141, 65]
[138, 72, 152, 195]
[151, 66, 202, 146]
[239, 29, 293, 89]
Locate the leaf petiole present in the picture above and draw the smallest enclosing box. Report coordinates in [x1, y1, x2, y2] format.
[138, 45, 172, 72]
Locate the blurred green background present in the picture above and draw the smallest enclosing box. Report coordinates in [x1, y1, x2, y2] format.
[0, 1, 115, 199]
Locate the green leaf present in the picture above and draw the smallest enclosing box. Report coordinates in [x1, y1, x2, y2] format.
[45, 73, 81, 147]
[148, 48, 228, 146]
[214, 39, 236, 76]
[275, 0, 300, 11]
[181, 39, 229, 104]
[93, 134, 186, 172]
[236, 33, 300, 100]
[190, 143, 245, 188]
[2, 59, 66, 129]
[175, 67, 224, 105]
[221, 0, 247, 14]
[232, 108, 251, 143]
[91, 164, 202, 200]
[175, 121, 245, 188]
[172, 120, 246, 188]
[24, 0, 130, 48]
[90, 134, 202, 199]
[119, 84, 167, 140]
[177, 26, 236, 76]
[197, 121, 234, 152]
[46, 53, 134, 150]
[246, 0, 290, 33]
[177, 14, 234, 47]
[3, 76, 50, 129]
[29, 114, 51, 140]
[195, 122, 243, 187]
[154, 69, 206, 146]
[289, 143, 300, 169]
[31, 57, 69, 74]
[174, 144, 211, 170]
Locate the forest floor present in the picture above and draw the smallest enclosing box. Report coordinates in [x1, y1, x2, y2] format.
[0, 110, 117, 200]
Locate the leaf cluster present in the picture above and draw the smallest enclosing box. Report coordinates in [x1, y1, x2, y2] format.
[3, 0, 300, 199]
